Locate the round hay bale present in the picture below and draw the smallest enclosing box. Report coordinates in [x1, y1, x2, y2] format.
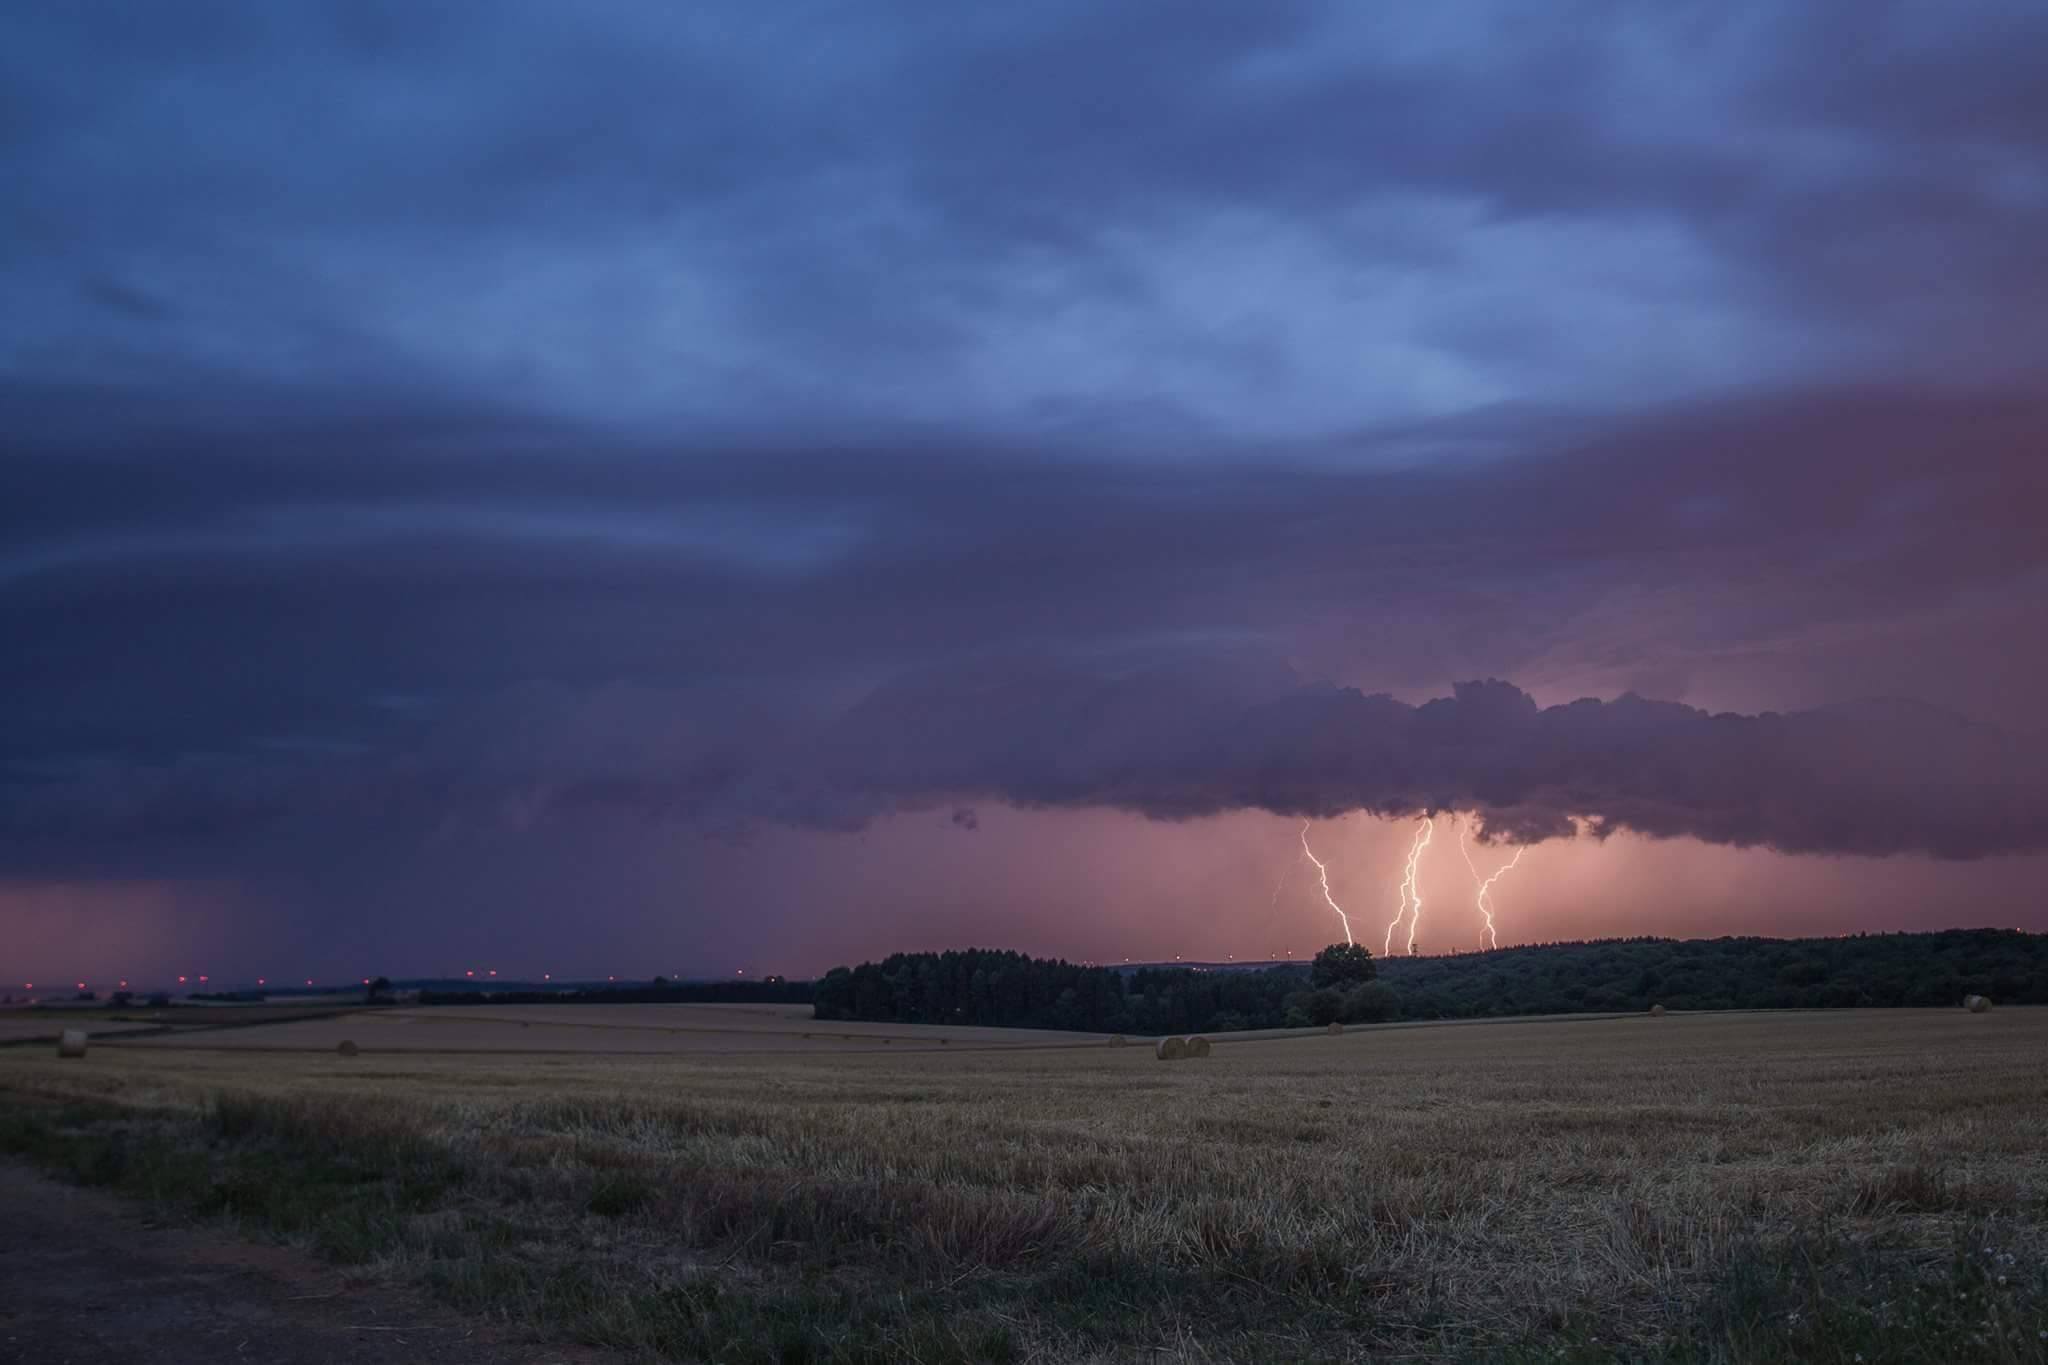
[1326, 1021, 1343, 1036]
[336, 1039, 360, 1057]
[1155, 1036, 1188, 1061]
[55, 1029, 88, 1060]
[1648, 1004, 1667, 1017]
[1185, 1035, 1212, 1058]
[1964, 995, 1991, 1013]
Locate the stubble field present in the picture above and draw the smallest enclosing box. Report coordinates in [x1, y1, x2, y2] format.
[2, 1005, 2044, 1363]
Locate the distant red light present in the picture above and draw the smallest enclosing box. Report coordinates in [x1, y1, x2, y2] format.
[77, 982, 85, 990]
[258, 978, 266, 986]
[305, 979, 313, 986]
[543, 973, 551, 980]
[178, 975, 188, 984]
[488, 969, 496, 977]
[465, 970, 474, 977]
[199, 975, 208, 983]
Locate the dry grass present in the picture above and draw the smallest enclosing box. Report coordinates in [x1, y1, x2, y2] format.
[3, 1008, 2046, 1363]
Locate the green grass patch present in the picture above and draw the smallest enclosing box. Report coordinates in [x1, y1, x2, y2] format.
[0, 1092, 1393, 1362]
[1667, 1230, 2048, 1365]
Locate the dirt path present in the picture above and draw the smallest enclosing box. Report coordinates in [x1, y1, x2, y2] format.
[0, 1163, 608, 1365]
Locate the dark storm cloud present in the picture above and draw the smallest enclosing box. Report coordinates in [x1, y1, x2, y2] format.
[805, 676, 2048, 860]
[3, 380, 2043, 870]
[4, 0, 2048, 959]
[6, 2, 2046, 424]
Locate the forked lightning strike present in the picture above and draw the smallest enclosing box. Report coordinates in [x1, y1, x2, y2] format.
[1384, 816, 1435, 956]
[1459, 820, 1525, 950]
[1298, 821, 1354, 946]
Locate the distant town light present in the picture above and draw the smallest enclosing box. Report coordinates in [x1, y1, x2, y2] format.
[488, 969, 497, 977]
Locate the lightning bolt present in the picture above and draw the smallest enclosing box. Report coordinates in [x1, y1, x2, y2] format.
[1385, 816, 1435, 956]
[1298, 820, 1353, 945]
[1269, 846, 1294, 908]
[1459, 819, 1524, 951]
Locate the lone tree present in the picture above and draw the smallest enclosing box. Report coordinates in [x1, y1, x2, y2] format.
[1310, 942, 1377, 990]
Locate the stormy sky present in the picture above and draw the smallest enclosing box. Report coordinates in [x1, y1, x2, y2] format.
[5, 2, 2046, 985]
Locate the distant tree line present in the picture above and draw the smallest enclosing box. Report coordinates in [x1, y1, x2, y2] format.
[813, 930, 2047, 1033]
[811, 944, 1392, 1032]
[1379, 929, 2047, 1016]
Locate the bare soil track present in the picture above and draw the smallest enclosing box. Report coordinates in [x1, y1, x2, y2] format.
[0, 1162, 605, 1365]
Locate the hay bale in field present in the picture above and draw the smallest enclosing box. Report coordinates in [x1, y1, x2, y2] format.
[337, 1039, 360, 1057]
[1648, 1004, 1666, 1017]
[55, 1029, 87, 1059]
[1964, 995, 1991, 1013]
[1185, 1035, 1212, 1058]
[1108, 1034, 1126, 1047]
[1155, 1036, 1188, 1061]
[1326, 1021, 1343, 1036]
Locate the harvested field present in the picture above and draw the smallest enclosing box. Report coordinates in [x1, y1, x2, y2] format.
[0, 1015, 151, 1045]
[113, 1001, 1121, 1054]
[3, 1007, 2045, 1363]
[0, 1003, 371, 1048]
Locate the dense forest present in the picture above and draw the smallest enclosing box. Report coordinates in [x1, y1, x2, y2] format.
[810, 948, 1352, 1034]
[812, 930, 2047, 1033]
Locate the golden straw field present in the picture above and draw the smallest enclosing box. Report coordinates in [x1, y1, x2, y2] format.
[3, 1005, 2045, 1363]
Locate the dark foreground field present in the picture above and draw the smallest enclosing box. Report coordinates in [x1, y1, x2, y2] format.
[0, 1161, 603, 1363]
[2, 1007, 2044, 1363]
